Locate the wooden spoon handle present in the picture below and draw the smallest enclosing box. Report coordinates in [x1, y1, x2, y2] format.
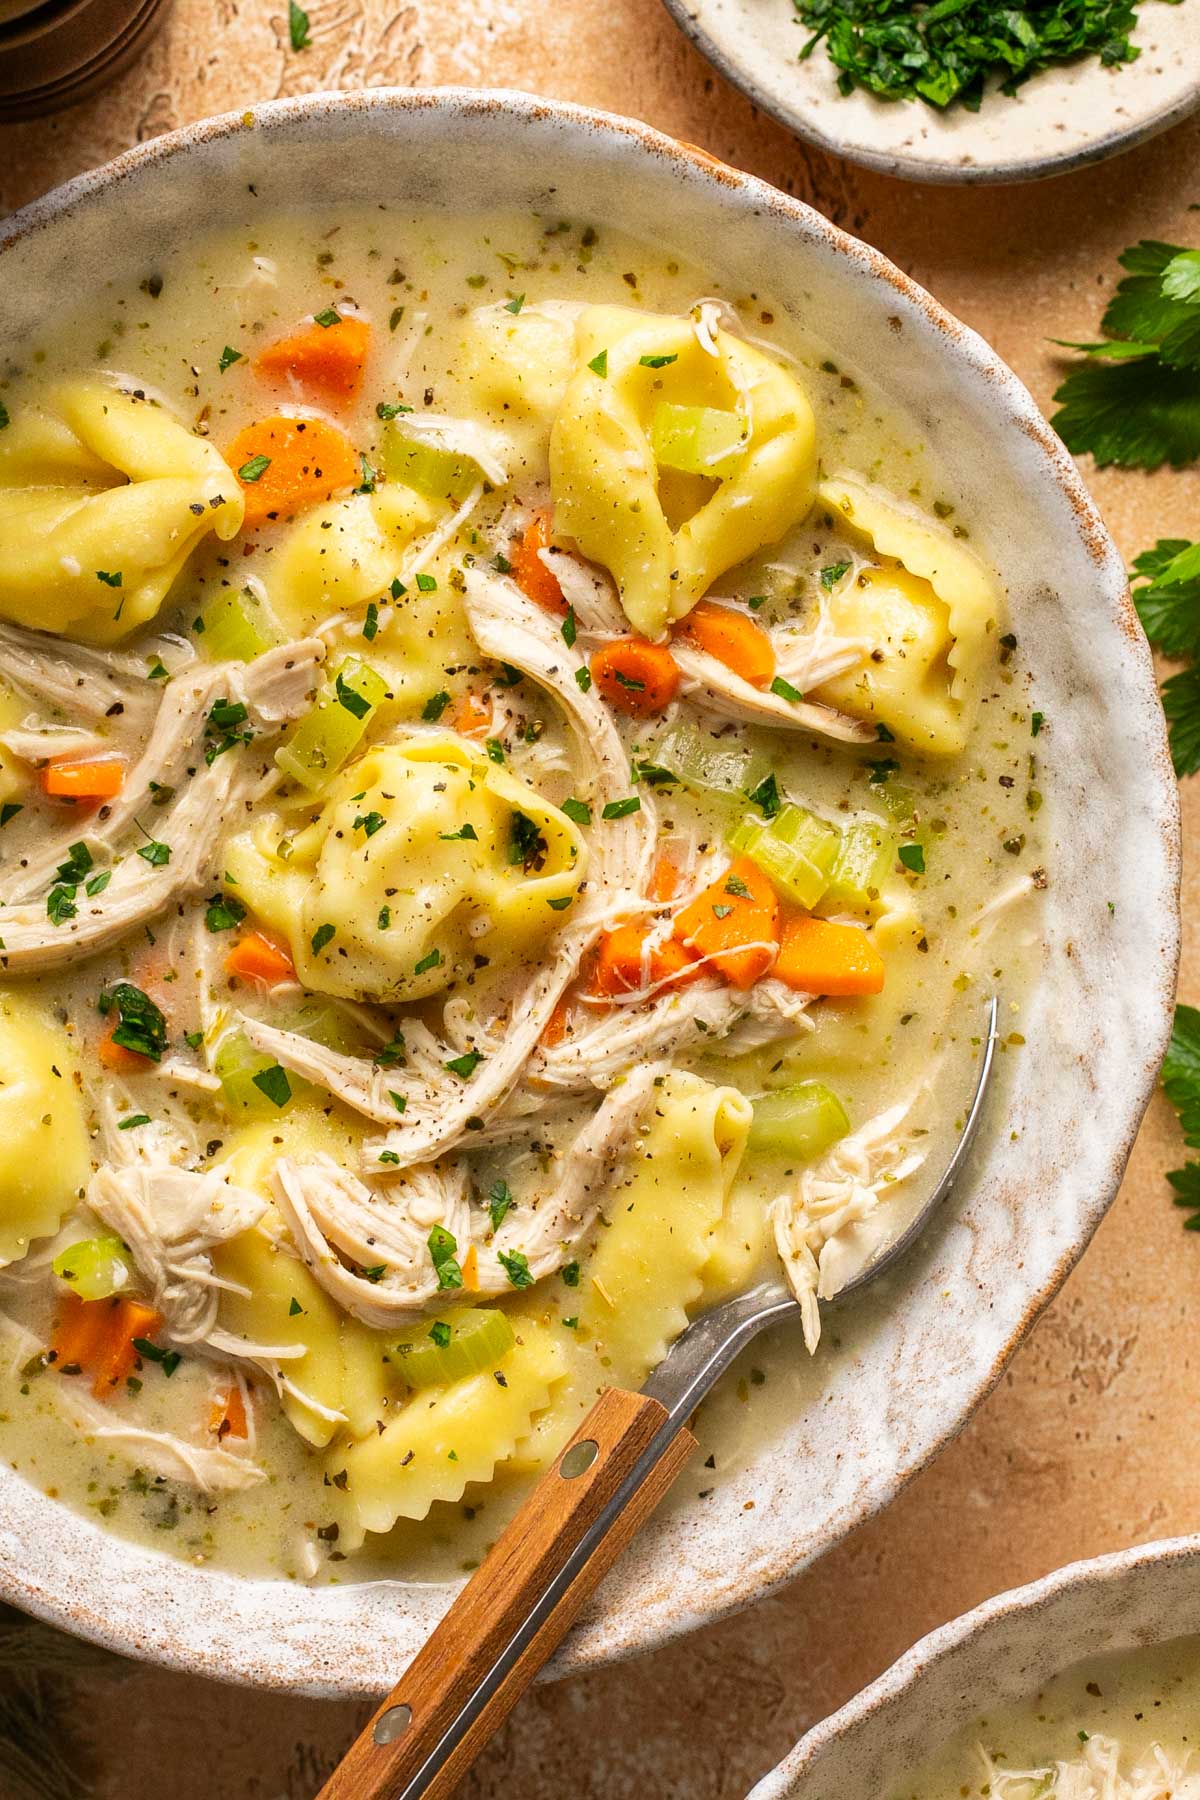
[317, 1387, 696, 1800]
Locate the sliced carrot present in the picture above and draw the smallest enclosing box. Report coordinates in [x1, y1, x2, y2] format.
[226, 415, 359, 528]
[511, 512, 566, 614]
[675, 600, 775, 688]
[461, 1245, 480, 1293]
[41, 757, 126, 800]
[225, 929, 296, 988]
[539, 994, 573, 1049]
[98, 1019, 154, 1074]
[590, 638, 681, 718]
[452, 689, 493, 738]
[209, 1382, 249, 1441]
[649, 853, 680, 903]
[91, 1299, 164, 1399]
[589, 923, 701, 998]
[673, 855, 780, 990]
[52, 1292, 114, 1373]
[774, 913, 885, 997]
[254, 315, 371, 406]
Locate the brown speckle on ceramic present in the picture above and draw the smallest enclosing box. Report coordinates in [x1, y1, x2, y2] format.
[0, 87, 1181, 1696]
[657, 0, 1200, 184]
[751, 1535, 1200, 1798]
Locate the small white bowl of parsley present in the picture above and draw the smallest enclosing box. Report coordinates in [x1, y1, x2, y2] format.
[657, 0, 1198, 182]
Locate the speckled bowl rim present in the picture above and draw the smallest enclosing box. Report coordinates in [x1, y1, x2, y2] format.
[0, 87, 1182, 1695]
[657, 0, 1200, 185]
[751, 1535, 1200, 1797]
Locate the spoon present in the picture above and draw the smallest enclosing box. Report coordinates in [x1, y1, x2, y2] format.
[319, 995, 999, 1800]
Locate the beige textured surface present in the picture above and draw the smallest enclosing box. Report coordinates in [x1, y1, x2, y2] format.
[1, 10, 1199, 1798]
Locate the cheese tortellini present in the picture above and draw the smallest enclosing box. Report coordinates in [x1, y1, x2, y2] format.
[811, 473, 999, 755]
[0, 996, 90, 1266]
[267, 487, 435, 635]
[550, 305, 817, 638]
[423, 301, 579, 472]
[0, 382, 243, 642]
[224, 733, 588, 1003]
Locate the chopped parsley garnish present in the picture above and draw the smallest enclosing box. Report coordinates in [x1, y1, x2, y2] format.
[509, 810, 547, 869]
[416, 572, 438, 592]
[310, 923, 336, 953]
[868, 758, 899, 785]
[205, 892, 247, 932]
[1031, 710, 1045, 737]
[724, 873, 751, 898]
[427, 1225, 464, 1290]
[1051, 242, 1200, 471]
[218, 345, 243, 373]
[353, 811, 386, 837]
[335, 671, 372, 719]
[0, 803, 21, 828]
[505, 294, 525, 315]
[639, 352, 678, 368]
[747, 773, 781, 818]
[288, 0, 310, 47]
[601, 796, 641, 820]
[498, 1249, 533, 1289]
[614, 671, 645, 692]
[634, 761, 676, 788]
[587, 349, 609, 377]
[898, 843, 926, 874]
[132, 1339, 181, 1376]
[85, 871, 112, 897]
[547, 895, 573, 910]
[561, 1260, 581, 1288]
[353, 454, 377, 494]
[313, 307, 341, 328]
[795, 0, 1159, 111]
[561, 797, 591, 826]
[251, 1064, 292, 1109]
[713, 903, 733, 919]
[204, 698, 253, 765]
[769, 675, 804, 703]
[488, 1179, 514, 1232]
[445, 1049, 483, 1079]
[0, 402, 8, 431]
[561, 605, 578, 649]
[376, 400, 413, 420]
[361, 1264, 387, 1283]
[414, 947, 442, 975]
[288, 1297, 304, 1317]
[485, 738, 506, 764]
[389, 1090, 407, 1113]
[96, 569, 122, 588]
[375, 1032, 406, 1066]
[237, 454, 271, 483]
[820, 560, 851, 590]
[136, 840, 171, 867]
[422, 690, 451, 722]
[574, 666, 593, 693]
[362, 602, 380, 642]
[377, 905, 392, 930]
[430, 1320, 452, 1348]
[390, 577, 407, 599]
[440, 823, 479, 841]
[98, 982, 167, 1062]
[117, 1114, 152, 1131]
[47, 884, 77, 926]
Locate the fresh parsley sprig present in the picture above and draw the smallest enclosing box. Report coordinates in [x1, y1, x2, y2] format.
[1161, 1005, 1200, 1230]
[1131, 539, 1200, 776]
[1051, 241, 1200, 470]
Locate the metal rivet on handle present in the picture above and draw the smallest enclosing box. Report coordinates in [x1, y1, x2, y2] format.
[373, 1703, 412, 1745]
[559, 1439, 598, 1480]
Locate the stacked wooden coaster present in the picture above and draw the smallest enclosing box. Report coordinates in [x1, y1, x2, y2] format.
[0, 0, 170, 120]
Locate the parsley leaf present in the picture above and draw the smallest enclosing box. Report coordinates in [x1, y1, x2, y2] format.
[288, 0, 310, 47]
[252, 1064, 292, 1109]
[1161, 1004, 1200, 1230]
[99, 982, 167, 1062]
[427, 1225, 463, 1290]
[1131, 537, 1200, 772]
[498, 1249, 533, 1289]
[488, 1179, 513, 1232]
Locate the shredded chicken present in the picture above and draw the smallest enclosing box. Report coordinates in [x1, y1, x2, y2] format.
[0, 620, 171, 724]
[771, 1097, 926, 1352]
[982, 1734, 1200, 1800]
[87, 1164, 266, 1346]
[0, 641, 322, 970]
[272, 1064, 663, 1323]
[671, 638, 874, 742]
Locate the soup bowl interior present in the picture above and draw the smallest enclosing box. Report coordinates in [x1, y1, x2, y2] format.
[0, 88, 1179, 1694]
[751, 1535, 1200, 1797]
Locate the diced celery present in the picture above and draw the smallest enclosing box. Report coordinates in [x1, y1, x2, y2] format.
[821, 819, 895, 914]
[381, 420, 480, 504]
[651, 720, 772, 804]
[214, 1031, 295, 1116]
[199, 587, 282, 663]
[650, 403, 746, 478]
[275, 656, 388, 792]
[391, 1307, 516, 1390]
[278, 999, 360, 1057]
[52, 1235, 136, 1302]
[728, 802, 840, 909]
[747, 1082, 849, 1161]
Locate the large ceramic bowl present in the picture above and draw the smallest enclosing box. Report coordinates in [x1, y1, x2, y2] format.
[0, 89, 1179, 1695]
[751, 1535, 1200, 1797]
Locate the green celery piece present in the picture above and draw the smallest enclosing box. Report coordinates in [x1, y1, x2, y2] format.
[391, 1307, 516, 1389]
[52, 1235, 136, 1302]
[747, 1082, 849, 1160]
[728, 801, 840, 909]
[278, 998, 360, 1057]
[650, 402, 745, 477]
[275, 656, 387, 792]
[821, 818, 895, 914]
[214, 1031, 296, 1116]
[652, 719, 771, 804]
[199, 587, 283, 663]
[381, 419, 480, 503]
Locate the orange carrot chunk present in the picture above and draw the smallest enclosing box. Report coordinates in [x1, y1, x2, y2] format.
[511, 512, 566, 614]
[461, 1244, 480, 1293]
[590, 638, 681, 718]
[649, 853, 680, 903]
[589, 923, 701, 998]
[41, 757, 126, 800]
[774, 913, 885, 997]
[539, 994, 573, 1049]
[225, 930, 296, 988]
[675, 600, 776, 688]
[209, 1382, 249, 1441]
[673, 855, 780, 990]
[226, 415, 359, 528]
[52, 1292, 113, 1373]
[91, 1299, 164, 1399]
[254, 315, 371, 406]
[98, 1021, 154, 1074]
[452, 689, 493, 738]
